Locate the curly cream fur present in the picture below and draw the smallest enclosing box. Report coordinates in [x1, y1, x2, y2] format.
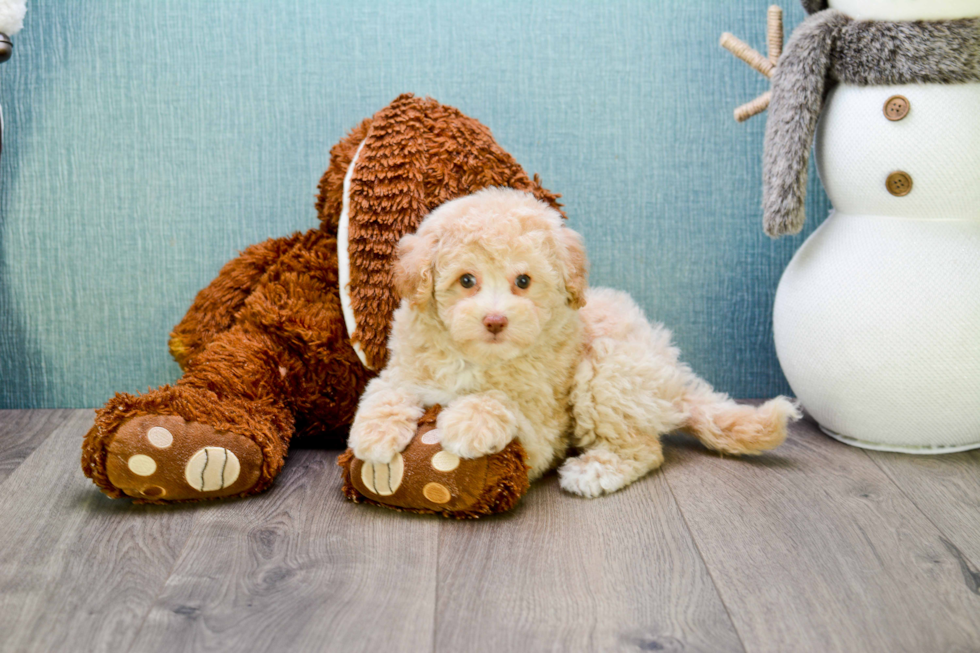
[349, 188, 800, 497]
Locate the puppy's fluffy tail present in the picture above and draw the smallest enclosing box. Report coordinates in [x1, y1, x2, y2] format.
[679, 380, 801, 456]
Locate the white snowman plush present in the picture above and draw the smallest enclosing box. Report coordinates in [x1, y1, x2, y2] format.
[0, 0, 27, 155]
[724, 0, 980, 452]
[0, 0, 25, 61]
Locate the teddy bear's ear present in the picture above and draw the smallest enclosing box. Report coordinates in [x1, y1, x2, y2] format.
[556, 225, 588, 309]
[394, 229, 438, 309]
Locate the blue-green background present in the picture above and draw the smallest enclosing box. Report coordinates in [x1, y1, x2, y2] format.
[0, 0, 829, 409]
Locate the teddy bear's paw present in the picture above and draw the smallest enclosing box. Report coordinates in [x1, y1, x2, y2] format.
[104, 415, 264, 501]
[558, 450, 632, 498]
[437, 395, 517, 459]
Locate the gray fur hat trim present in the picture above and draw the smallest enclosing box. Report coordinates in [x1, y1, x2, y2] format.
[763, 12, 980, 236]
[801, 0, 828, 14]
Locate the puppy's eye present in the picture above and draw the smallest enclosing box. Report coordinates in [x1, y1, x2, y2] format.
[460, 273, 477, 289]
[515, 274, 531, 290]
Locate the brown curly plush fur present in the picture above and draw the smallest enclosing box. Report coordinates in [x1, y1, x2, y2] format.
[81, 94, 562, 502]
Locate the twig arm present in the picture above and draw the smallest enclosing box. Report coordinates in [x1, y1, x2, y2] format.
[720, 33, 774, 79]
[767, 6, 783, 64]
[735, 91, 771, 123]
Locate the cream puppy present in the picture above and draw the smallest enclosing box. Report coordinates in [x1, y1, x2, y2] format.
[348, 188, 800, 497]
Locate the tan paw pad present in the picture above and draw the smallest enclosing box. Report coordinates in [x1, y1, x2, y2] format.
[431, 451, 460, 472]
[420, 429, 441, 445]
[359, 454, 404, 496]
[422, 482, 451, 504]
[127, 454, 157, 476]
[146, 426, 173, 449]
[184, 447, 241, 492]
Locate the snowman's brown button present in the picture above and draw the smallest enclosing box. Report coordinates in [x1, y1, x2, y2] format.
[884, 95, 910, 121]
[886, 171, 913, 197]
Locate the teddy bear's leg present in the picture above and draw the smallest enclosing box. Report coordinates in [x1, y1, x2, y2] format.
[82, 230, 372, 502]
[168, 232, 306, 369]
[83, 376, 293, 502]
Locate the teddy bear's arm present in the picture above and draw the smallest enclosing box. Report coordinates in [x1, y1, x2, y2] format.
[169, 232, 307, 369]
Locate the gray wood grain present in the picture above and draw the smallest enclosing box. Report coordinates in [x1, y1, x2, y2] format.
[0, 410, 202, 653]
[434, 472, 744, 653]
[662, 417, 980, 653]
[0, 408, 77, 484]
[127, 448, 438, 653]
[867, 448, 980, 574]
[3, 408, 980, 653]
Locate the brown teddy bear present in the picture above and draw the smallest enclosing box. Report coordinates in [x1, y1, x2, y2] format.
[81, 94, 562, 503]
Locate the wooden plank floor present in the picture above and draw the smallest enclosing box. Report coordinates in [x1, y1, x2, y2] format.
[0, 409, 978, 653]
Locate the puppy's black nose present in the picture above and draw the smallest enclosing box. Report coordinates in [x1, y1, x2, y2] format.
[483, 314, 508, 334]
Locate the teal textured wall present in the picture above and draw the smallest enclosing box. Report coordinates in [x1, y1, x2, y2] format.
[0, 0, 829, 409]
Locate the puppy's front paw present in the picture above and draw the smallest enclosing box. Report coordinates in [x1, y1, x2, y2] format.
[349, 404, 423, 464]
[437, 394, 517, 459]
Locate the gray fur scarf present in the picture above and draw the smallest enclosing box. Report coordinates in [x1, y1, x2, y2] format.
[763, 10, 980, 236]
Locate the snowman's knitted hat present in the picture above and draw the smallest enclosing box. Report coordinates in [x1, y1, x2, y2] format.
[763, 12, 980, 236]
[801, 0, 828, 14]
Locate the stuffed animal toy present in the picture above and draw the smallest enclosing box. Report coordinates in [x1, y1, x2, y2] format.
[722, 1, 980, 452]
[81, 94, 563, 502]
[337, 406, 530, 518]
[0, 0, 25, 63]
[0, 0, 26, 160]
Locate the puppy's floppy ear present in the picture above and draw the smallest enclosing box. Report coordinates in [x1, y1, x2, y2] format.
[555, 225, 588, 309]
[394, 229, 438, 309]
